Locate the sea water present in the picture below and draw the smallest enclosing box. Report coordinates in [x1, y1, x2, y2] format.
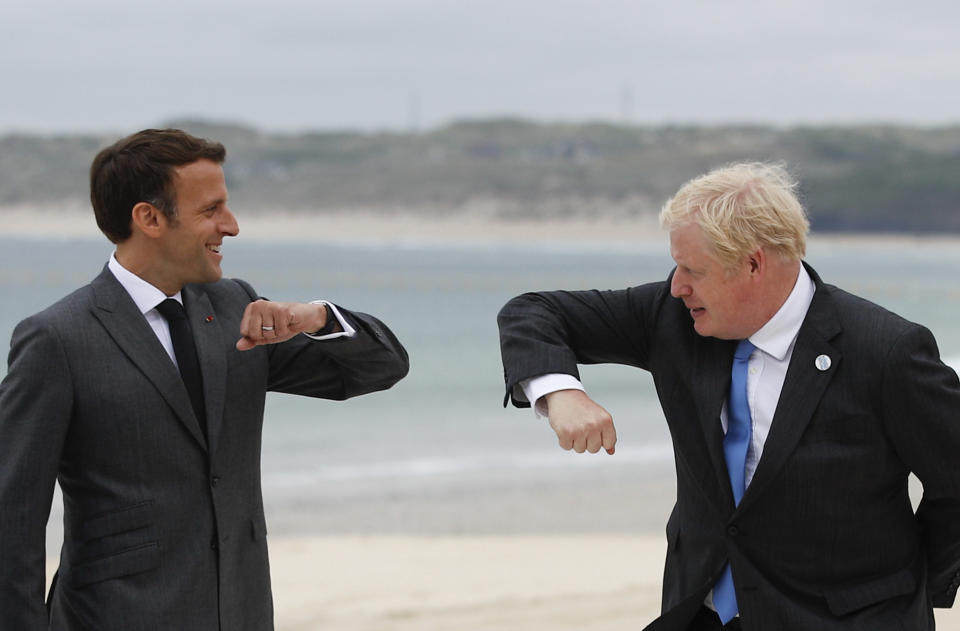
[1, 235, 958, 541]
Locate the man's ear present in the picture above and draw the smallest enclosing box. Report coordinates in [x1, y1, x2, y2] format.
[748, 248, 766, 276]
[130, 202, 166, 239]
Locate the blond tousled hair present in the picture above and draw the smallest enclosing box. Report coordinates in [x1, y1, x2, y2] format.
[659, 162, 809, 271]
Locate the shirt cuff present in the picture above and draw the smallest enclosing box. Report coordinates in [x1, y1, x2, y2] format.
[302, 300, 357, 340]
[520, 373, 585, 419]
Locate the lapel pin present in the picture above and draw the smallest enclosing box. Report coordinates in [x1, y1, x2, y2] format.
[204, 315, 214, 323]
[815, 354, 831, 371]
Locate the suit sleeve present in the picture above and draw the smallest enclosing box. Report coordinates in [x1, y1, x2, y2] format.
[881, 325, 960, 607]
[0, 316, 74, 629]
[232, 279, 409, 400]
[266, 307, 409, 400]
[496, 281, 668, 407]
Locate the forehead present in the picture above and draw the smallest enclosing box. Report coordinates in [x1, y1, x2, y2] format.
[171, 159, 226, 206]
[669, 221, 713, 264]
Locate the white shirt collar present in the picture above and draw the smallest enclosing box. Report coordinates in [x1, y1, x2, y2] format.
[107, 253, 183, 314]
[748, 264, 815, 361]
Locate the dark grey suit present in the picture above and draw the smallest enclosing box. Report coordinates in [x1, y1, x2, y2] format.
[498, 264, 960, 631]
[0, 267, 408, 630]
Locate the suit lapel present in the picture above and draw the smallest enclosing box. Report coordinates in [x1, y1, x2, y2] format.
[691, 336, 738, 513]
[89, 268, 208, 451]
[183, 285, 227, 456]
[738, 273, 842, 513]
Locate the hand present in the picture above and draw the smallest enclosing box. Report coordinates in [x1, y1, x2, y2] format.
[236, 300, 335, 350]
[543, 389, 617, 455]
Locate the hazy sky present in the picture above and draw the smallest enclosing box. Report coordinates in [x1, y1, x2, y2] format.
[3, 0, 959, 133]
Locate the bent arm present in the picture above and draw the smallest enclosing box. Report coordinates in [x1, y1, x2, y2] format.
[497, 282, 667, 407]
[882, 325, 960, 607]
[266, 306, 409, 400]
[229, 279, 409, 400]
[0, 317, 73, 629]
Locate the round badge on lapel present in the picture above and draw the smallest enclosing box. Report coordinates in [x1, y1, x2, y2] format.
[815, 354, 832, 371]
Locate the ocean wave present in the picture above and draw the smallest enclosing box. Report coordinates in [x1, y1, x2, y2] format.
[262, 443, 673, 488]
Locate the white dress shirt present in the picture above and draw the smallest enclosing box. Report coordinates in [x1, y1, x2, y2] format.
[107, 254, 354, 369]
[108, 254, 184, 365]
[521, 265, 815, 488]
[725, 265, 814, 486]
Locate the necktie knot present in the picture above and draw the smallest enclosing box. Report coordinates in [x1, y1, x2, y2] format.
[155, 298, 186, 322]
[734, 338, 756, 361]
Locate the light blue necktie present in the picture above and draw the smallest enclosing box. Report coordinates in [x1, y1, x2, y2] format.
[714, 338, 756, 623]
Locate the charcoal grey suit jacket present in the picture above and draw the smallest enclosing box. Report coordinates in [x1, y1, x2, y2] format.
[497, 263, 960, 631]
[0, 267, 408, 630]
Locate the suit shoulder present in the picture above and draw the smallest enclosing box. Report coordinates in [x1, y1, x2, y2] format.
[16, 283, 97, 333]
[822, 283, 920, 334]
[499, 279, 670, 314]
[192, 277, 259, 305]
[818, 283, 933, 362]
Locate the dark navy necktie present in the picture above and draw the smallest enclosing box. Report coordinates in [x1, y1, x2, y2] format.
[155, 299, 207, 439]
[714, 338, 756, 623]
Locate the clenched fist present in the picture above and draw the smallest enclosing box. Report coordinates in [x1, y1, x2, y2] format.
[543, 389, 617, 455]
[236, 300, 339, 350]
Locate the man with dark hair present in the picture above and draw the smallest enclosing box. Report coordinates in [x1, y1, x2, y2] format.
[89, 128, 228, 243]
[498, 163, 960, 630]
[0, 128, 409, 630]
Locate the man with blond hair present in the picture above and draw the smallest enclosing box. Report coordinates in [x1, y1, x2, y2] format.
[497, 163, 960, 630]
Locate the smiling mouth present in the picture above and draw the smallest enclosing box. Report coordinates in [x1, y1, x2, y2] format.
[207, 244, 221, 254]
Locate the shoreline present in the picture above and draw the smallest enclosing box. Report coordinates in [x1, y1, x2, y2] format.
[4, 205, 960, 248]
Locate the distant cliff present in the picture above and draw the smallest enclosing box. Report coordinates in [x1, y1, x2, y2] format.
[3, 119, 959, 233]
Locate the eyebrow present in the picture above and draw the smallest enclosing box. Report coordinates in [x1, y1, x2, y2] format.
[200, 198, 226, 210]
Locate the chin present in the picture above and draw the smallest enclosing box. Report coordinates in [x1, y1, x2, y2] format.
[195, 269, 223, 285]
[692, 321, 712, 337]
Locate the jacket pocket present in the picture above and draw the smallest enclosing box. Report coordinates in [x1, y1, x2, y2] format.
[71, 501, 159, 588]
[822, 566, 918, 615]
[79, 500, 154, 541]
[69, 541, 160, 588]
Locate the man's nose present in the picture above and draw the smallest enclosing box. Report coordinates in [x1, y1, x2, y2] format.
[221, 207, 239, 237]
[670, 273, 690, 298]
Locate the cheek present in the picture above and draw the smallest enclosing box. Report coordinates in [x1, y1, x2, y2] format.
[695, 284, 716, 306]
[715, 284, 749, 319]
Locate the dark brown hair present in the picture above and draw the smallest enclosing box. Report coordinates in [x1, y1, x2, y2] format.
[89, 129, 226, 243]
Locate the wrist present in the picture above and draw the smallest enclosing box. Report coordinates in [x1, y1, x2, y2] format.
[309, 302, 339, 336]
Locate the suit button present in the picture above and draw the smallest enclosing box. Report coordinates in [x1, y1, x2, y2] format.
[211, 476, 220, 488]
[727, 525, 739, 537]
[210, 539, 218, 551]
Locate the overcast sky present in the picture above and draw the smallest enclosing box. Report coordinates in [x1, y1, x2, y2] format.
[3, 0, 959, 134]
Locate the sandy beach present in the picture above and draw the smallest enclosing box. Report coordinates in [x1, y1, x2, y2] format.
[268, 535, 666, 631]
[251, 465, 960, 630]
[265, 535, 960, 631]
[8, 203, 960, 250]
[41, 462, 960, 630]
[0, 203, 667, 247]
